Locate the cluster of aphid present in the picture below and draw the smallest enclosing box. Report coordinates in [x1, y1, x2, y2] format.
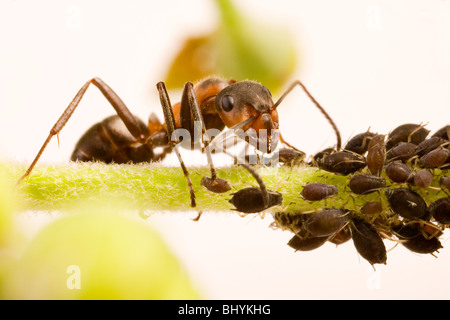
[270, 123, 450, 266]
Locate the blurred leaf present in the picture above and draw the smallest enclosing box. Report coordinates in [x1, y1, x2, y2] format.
[2, 208, 200, 300]
[0, 168, 13, 248]
[164, 0, 298, 93]
[0, 167, 14, 295]
[165, 35, 218, 88]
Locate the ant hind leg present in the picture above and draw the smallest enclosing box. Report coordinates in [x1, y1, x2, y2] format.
[157, 81, 197, 207]
[18, 77, 148, 185]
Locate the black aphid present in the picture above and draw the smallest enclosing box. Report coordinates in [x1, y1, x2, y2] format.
[431, 125, 450, 140]
[351, 218, 387, 265]
[276, 148, 305, 166]
[344, 131, 376, 154]
[318, 151, 366, 175]
[301, 183, 338, 201]
[366, 134, 386, 176]
[287, 233, 328, 252]
[386, 123, 430, 150]
[428, 197, 450, 225]
[304, 209, 348, 237]
[361, 201, 383, 216]
[419, 148, 449, 168]
[201, 177, 231, 193]
[386, 142, 418, 163]
[416, 136, 448, 157]
[394, 224, 442, 254]
[349, 174, 386, 195]
[229, 187, 283, 213]
[385, 161, 414, 183]
[413, 169, 433, 189]
[384, 188, 427, 219]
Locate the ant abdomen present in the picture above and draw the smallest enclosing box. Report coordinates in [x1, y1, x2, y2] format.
[71, 115, 154, 164]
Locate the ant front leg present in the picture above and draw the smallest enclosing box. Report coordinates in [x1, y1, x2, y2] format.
[156, 81, 231, 208]
[18, 77, 148, 184]
[178, 82, 231, 194]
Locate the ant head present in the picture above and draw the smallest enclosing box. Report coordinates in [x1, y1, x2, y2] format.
[216, 81, 279, 153]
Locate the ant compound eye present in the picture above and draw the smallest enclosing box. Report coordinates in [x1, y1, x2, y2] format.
[221, 95, 235, 112]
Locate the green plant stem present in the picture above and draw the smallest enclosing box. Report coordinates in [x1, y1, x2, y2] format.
[2, 161, 444, 215]
[3, 162, 332, 212]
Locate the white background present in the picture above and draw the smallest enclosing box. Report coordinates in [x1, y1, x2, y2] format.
[1, 0, 450, 299]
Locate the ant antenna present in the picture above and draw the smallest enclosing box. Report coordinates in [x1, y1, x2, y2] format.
[273, 80, 342, 150]
[208, 117, 270, 209]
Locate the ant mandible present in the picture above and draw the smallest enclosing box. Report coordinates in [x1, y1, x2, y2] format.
[18, 76, 341, 209]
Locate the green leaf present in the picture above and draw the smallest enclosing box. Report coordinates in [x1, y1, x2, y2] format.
[164, 0, 298, 93]
[1, 209, 200, 299]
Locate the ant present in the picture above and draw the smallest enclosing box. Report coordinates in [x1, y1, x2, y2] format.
[17, 76, 341, 209]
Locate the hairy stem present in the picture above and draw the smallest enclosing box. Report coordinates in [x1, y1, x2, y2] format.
[4, 161, 333, 212]
[3, 161, 444, 215]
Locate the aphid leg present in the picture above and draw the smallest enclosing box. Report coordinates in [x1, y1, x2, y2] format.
[191, 211, 203, 222]
[407, 122, 428, 143]
[157, 81, 196, 207]
[18, 77, 148, 185]
[273, 80, 342, 150]
[347, 196, 357, 218]
[358, 127, 374, 150]
[405, 154, 419, 167]
[234, 210, 249, 218]
[410, 220, 443, 240]
[386, 241, 400, 252]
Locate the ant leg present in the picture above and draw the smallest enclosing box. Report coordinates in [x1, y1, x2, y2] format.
[273, 80, 342, 151]
[18, 77, 148, 184]
[179, 82, 219, 181]
[179, 82, 231, 193]
[156, 81, 196, 207]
